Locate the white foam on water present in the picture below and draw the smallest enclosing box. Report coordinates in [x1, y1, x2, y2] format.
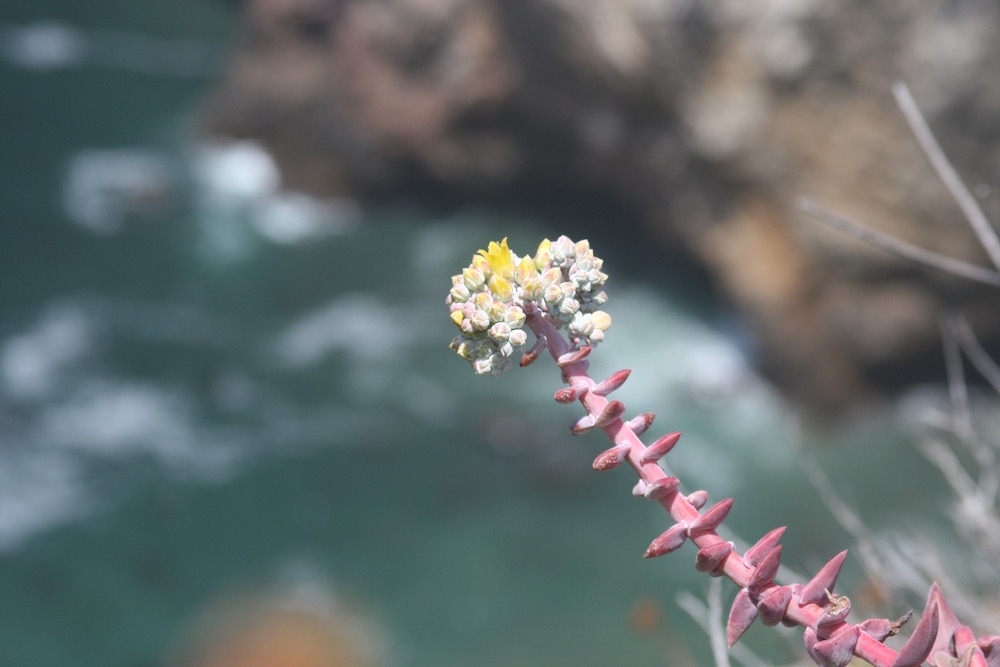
[0, 450, 90, 552]
[62, 149, 175, 234]
[1, 303, 95, 401]
[0, 22, 220, 77]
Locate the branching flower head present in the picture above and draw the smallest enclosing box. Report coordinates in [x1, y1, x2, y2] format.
[447, 235, 611, 376]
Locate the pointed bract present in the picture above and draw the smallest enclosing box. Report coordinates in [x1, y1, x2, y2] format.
[643, 476, 680, 500]
[639, 432, 682, 465]
[689, 498, 734, 533]
[570, 414, 596, 435]
[744, 526, 787, 567]
[859, 612, 911, 642]
[626, 412, 656, 436]
[592, 369, 631, 396]
[557, 345, 591, 367]
[632, 480, 648, 497]
[695, 541, 734, 573]
[758, 585, 793, 626]
[798, 551, 848, 606]
[813, 626, 860, 667]
[748, 545, 782, 596]
[892, 601, 940, 667]
[595, 400, 626, 428]
[926, 582, 962, 661]
[727, 588, 758, 648]
[644, 522, 689, 558]
[592, 444, 631, 471]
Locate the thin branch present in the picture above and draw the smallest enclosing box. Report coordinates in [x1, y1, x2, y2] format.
[676, 590, 776, 667]
[892, 81, 1000, 272]
[940, 317, 974, 441]
[952, 314, 1000, 395]
[797, 198, 1000, 288]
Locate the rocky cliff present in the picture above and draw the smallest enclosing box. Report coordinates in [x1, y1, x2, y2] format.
[203, 0, 1000, 410]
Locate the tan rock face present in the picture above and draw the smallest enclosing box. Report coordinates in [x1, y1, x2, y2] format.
[204, 0, 1000, 410]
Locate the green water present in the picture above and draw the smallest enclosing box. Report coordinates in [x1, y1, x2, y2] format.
[0, 3, 982, 667]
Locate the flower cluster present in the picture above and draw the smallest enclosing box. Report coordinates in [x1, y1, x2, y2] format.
[447, 236, 611, 376]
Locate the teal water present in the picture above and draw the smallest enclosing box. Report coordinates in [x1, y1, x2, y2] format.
[0, 4, 983, 667]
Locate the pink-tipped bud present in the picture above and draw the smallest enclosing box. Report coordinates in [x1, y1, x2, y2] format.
[695, 541, 734, 573]
[688, 498, 733, 534]
[595, 400, 626, 428]
[557, 345, 591, 367]
[626, 412, 656, 436]
[798, 551, 849, 607]
[757, 585, 792, 626]
[644, 522, 688, 558]
[592, 444, 631, 471]
[727, 588, 758, 648]
[554, 385, 587, 403]
[892, 600, 939, 667]
[638, 432, 681, 465]
[748, 545, 782, 595]
[519, 335, 547, 367]
[592, 369, 631, 396]
[643, 476, 679, 500]
[812, 625, 859, 667]
[687, 490, 709, 509]
[570, 414, 596, 435]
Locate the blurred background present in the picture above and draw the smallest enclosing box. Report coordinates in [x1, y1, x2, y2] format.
[2, 1, 1000, 665]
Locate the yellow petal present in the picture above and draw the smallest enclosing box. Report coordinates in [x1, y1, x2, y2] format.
[534, 238, 551, 270]
[450, 310, 464, 327]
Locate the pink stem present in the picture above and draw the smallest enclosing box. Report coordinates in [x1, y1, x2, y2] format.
[525, 311, 902, 667]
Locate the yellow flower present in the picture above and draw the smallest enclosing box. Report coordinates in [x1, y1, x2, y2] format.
[534, 238, 551, 271]
[477, 238, 516, 279]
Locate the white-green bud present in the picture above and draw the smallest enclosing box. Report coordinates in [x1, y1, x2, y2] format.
[559, 297, 580, 316]
[450, 283, 471, 302]
[471, 310, 490, 331]
[509, 329, 528, 346]
[504, 306, 525, 328]
[543, 283, 564, 304]
[489, 322, 511, 341]
[463, 267, 486, 290]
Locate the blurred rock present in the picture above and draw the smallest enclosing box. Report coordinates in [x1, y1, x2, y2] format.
[203, 0, 1000, 410]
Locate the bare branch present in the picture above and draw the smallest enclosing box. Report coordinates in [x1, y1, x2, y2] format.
[952, 314, 1000, 395]
[797, 198, 1000, 288]
[892, 81, 1000, 272]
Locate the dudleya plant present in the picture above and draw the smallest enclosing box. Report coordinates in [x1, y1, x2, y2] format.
[445, 236, 1000, 667]
[447, 236, 611, 377]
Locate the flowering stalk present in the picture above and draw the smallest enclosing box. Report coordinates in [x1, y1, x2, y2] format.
[447, 236, 1000, 667]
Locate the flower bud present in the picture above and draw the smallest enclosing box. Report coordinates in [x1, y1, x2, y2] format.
[472, 292, 493, 310]
[488, 322, 511, 341]
[592, 310, 611, 331]
[463, 267, 485, 290]
[504, 306, 525, 328]
[471, 310, 490, 331]
[450, 283, 470, 302]
[543, 283, 564, 304]
[559, 298, 580, 316]
[488, 275, 514, 301]
[508, 329, 528, 346]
